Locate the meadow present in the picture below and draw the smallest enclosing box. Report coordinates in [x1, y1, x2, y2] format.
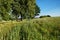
[0, 17, 60, 40]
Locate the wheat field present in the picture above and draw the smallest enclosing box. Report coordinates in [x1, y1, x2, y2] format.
[0, 17, 60, 40]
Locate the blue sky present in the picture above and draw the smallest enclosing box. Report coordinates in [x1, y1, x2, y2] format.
[36, 0, 60, 17]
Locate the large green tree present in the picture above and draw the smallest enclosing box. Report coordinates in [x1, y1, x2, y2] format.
[11, 0, 40, 20]
[0, 0, 40, 21]
[11, 0, 28, 21]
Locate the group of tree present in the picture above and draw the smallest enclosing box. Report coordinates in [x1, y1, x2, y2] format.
[40, 15, 51, 18]
[0, 0, 40, 21]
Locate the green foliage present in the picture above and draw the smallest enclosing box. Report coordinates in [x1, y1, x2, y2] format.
[12, 0, 32, 20]
[11, 0, 40, 20]
[0, 0, 40, 20]
[0, 0, 13, 20]
[40, 15, 51, 18]
[0, 17, 60, 40]
[35, 4, 40, 16]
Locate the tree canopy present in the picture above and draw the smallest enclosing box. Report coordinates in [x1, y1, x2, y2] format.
[0, 0, 40, 21]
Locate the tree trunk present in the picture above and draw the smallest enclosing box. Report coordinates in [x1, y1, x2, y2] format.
[21, 13, 23, 21]
[16, 16, 18, 21]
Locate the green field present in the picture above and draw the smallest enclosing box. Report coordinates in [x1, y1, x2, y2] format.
[0, 17, 60, 40]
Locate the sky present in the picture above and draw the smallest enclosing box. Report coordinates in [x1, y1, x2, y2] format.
[36, 0, 60, 17]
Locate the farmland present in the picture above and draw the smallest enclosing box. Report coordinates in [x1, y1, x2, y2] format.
[0, 17, 60, 40]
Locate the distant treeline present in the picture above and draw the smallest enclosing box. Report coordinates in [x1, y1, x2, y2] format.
[40, 15, 51, 18]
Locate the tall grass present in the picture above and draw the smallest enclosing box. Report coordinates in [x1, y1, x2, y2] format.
[0, 17, 60, 40]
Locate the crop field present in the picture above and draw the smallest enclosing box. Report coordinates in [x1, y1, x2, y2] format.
[0, 17, 60, 40]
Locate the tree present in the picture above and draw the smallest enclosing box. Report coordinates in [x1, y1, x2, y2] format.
[0, 0, 13, 20]
[11, 0, 28, 21]
[0, 0, 40, 21]
[35, 4, 40, 16]
[11, 0, 36, 20]
[40, 15, 51, 18]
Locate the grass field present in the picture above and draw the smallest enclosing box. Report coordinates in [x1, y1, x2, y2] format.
[0, 17, 60, 40]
